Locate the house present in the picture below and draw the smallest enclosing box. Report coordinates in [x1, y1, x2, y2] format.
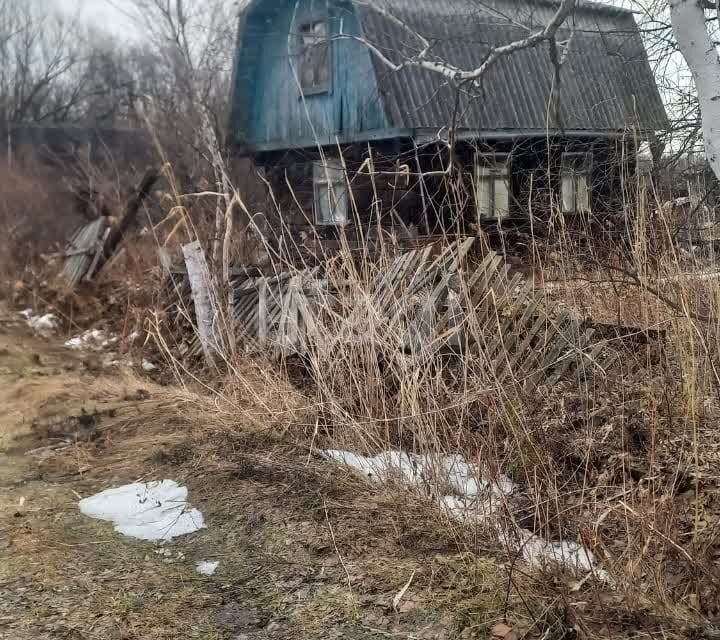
[228, 0, 667, 246]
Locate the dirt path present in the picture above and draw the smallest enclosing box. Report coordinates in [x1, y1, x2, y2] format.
[0, 310, 228, 639]
[0, 307, 483, 640]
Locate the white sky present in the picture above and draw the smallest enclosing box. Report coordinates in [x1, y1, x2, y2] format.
[51, 0, 647, 46]
[55, 0, 137, 38]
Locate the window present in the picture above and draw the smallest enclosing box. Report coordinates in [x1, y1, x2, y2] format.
[299, 18, 331, 94]
[475, 154, 511, 220]
[314, 160, 347, 225]
[636, 142, 653, 177]
[561, 152, 592, 214]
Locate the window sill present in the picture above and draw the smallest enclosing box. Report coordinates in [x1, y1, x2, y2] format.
[300, 86, 331, 98]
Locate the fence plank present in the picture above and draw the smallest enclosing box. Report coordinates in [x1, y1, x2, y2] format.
[182, 241, 216, 367]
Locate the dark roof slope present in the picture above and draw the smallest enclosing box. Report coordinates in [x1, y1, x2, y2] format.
[355, 0, 667, 133]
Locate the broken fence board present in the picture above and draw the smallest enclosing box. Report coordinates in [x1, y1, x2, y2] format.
[183, 241, 216, 367]
[62, 218, 107, 287]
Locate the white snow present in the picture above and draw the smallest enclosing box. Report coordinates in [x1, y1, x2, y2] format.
[78, 480, 206, 541]
[323, 450, 423, 486]
[64, 329, 118, 351]
[196, 560, 219, 576]
[141, 359, 157, 372]
[323, 450, 512, 498]
[20, 309, 59, 332]
[517, 531, 607, 577]
[65, 329, 107, 350]
[324, 449, 606, 578]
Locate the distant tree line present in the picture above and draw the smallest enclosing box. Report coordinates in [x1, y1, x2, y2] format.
[0, 0, 237, 179]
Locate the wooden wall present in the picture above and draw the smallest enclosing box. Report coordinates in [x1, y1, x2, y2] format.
[241, 135, 632, 267]
[232, 0, 389, 149]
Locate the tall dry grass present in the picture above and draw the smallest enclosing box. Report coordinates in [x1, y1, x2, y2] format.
[140, 145, 720, 636]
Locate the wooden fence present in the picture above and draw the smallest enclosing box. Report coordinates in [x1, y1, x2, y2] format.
[167, 237, 614, 388]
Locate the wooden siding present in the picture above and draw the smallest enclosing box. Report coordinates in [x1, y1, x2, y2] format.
[234, 0, 389, 149]
[259, 136, 630, 253]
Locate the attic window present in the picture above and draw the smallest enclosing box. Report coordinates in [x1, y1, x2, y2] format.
[314, 160, 347, 225]
[561, 152, 592, 214]
[299, 18, 331, 94]
[475, 154, 511, 221]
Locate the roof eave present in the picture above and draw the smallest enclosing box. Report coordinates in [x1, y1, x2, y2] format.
[414, 128, 667, 145]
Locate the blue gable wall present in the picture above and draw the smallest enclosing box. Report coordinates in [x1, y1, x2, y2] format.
[232, 0, 390, 151]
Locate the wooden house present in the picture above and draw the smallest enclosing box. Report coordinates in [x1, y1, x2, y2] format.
[228, 0, 667, 246]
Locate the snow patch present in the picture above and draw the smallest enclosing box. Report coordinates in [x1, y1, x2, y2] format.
[518, 531, 607, 578]
[142, 359, 157, 372]
[323, 450, 512, 498]
[196, 560, 219, 576]
[20, 309, 59, 332]
[324, 449, 605, 578]
[78, 480, 205, 541]
[65, 329, 116, 351]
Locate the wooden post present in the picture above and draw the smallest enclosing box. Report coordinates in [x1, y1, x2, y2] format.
[89, 167, 160, 278]
[286, 276, 300, 351]
[183, 241, 216, 367]
[258, 278, 268, 346]
[158, 247, 173, 275]
[83, 228, 112, 282]
[275, 275, 300, 358]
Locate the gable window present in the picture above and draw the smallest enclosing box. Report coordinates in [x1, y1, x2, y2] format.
[561, 152, 592, 214]
[475, 154, 511, 221]
[314, 160, 347, 225]
[299, 18, 331, 94]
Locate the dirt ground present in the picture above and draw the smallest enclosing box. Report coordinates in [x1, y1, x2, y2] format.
[0, 304, 518, 640]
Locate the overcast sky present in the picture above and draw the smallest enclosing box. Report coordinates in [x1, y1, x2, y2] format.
[55, 0, 137, 38]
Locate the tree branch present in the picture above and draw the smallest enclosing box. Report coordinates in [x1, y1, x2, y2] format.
[349, 0, 577, 85]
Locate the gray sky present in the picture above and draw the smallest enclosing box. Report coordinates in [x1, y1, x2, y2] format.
[55, 0, 246, 39]
[55, 0, 137, 37]
[53, 0, 644, 42]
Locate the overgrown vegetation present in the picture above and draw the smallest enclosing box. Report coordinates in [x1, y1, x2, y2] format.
[4, 108, 720, 640]
[64, 156, 713, 639]
[3, 2, 720, 638]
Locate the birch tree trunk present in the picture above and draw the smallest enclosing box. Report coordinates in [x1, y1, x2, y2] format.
[670, 0, 720, 181]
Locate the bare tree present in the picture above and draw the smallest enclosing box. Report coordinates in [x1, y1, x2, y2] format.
[114, 0, 237, 145]
[0, 0, 85, 124]
[0, 0, 145, 128]
[350, 0, 576, 84]
[109, 0, 246, 278]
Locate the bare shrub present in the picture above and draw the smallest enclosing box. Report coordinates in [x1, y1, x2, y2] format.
[0, 163, 79, 288]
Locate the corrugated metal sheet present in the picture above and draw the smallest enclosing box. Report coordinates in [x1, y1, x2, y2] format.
[62, 218, 107, 287]
[355, 0, 667, 133]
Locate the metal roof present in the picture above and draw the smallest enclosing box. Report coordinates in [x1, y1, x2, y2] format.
[354, 0, 668, 134]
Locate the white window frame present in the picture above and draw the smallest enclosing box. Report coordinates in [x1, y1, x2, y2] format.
[561, 152, 592, 214]
[313, 160, 348, 226]
[475, 153, 511, 221]
[636, 142, 654, 177]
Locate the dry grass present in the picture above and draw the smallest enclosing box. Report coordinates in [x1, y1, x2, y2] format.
[7, 138, 720, 639]
[134, 157, 720, 639]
